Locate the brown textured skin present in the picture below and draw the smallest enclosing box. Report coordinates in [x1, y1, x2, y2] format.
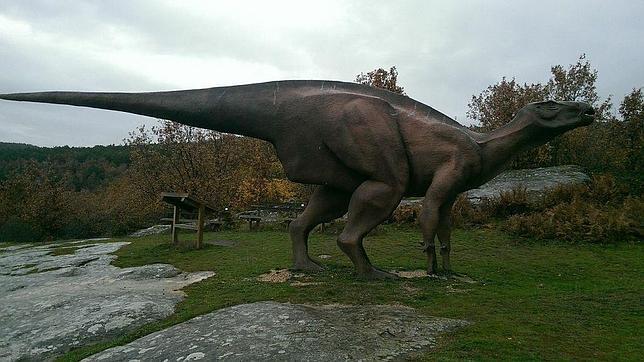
[0, 80, 595, 278]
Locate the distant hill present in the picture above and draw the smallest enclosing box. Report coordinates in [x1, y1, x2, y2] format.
[0, 142, 39, 149]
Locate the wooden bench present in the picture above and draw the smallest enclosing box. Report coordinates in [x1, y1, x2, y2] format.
[238, 211, 262, 231]
[159, 217, 224, 231]
[160, 192, 217, 248]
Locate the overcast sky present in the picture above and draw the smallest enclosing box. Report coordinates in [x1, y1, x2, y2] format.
[0, 0, 642, 147]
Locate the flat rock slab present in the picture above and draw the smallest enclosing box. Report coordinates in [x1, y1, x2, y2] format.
[0, 240, 214, 361]
[85, 302, 468, 361]
[464, 165, 590, 204]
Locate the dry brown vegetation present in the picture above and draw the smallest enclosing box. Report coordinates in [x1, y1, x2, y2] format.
[504, 177, 643, 243]
[392, 175, 643, 244]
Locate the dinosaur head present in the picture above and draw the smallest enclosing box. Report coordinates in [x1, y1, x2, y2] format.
[525, 100, 595, 132]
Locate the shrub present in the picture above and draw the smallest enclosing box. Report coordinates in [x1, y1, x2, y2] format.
[0, 217, 44, 243]
[502, 174, 641, 243]
[586, 174, 627, 205]
[391, 203, 421, 224]
[504, 196, 643, 243]
[481, 187, 532, 218]
[451, 196, 492, 227]
[451, 188, 532, 228]
[540, 183, 588, 209]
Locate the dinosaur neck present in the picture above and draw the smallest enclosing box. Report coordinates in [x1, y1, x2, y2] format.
[478, 114, 549, 181]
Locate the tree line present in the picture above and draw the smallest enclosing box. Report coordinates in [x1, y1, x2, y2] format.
[0, 142, 130, 191]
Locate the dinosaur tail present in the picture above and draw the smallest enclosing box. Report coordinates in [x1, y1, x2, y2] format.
[0, 86, 277, 141]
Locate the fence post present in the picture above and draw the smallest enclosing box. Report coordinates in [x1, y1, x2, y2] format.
[172, 206, 181, 245]
[197, 204, 205, 249]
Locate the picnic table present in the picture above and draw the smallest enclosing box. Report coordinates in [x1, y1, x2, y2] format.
[160, 192, 218, 248]
[238, 202, 306, 230]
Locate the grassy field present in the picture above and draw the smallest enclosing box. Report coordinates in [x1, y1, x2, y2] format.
[58, 225, 642, 361]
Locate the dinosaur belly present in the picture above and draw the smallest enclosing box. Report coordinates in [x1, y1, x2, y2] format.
[272, 94, 410, 192]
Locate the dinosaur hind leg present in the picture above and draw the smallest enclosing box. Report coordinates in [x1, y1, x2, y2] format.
[290, 186, 350, 271]
[337, 180, 403, 279]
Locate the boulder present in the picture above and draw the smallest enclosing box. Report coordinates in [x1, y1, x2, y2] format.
[84, 302, 468, 361]
[465, 165, 590, 204]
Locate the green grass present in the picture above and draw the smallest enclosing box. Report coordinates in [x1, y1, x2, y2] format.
[50, 246, 79, 256]
[49, 242, 105, 256]
[59, 226, 642, 361]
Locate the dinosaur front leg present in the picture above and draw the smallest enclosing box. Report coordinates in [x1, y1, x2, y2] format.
[437, 198, 456, 273]
[290, 186, 350, 272]
[337, 180, 402, 279]
[419, 201, 440, 275]
[420, 171, 458, 275]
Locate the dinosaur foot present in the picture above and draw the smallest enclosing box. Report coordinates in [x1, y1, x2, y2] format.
[358, 267, 399, 280]
[427, 268, 453, 280]
[292, 258, 324, 272]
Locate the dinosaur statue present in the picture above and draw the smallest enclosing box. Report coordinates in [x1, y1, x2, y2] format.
[0, 80, 595, 279]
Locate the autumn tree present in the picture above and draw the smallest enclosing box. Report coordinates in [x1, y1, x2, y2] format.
[544, 55, 616, 168]
[124, 121, 302, 213]
[467, 78, 548, 131]
[467, 55, 625, 169]
[547, 54, 613, 118]
[0, 161, 76, 241]
[355, 66, 406, 95]
[618, 88, 643, 174]
[469, 55, 612, 130]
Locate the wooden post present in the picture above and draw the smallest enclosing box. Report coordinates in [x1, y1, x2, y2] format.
[172, 206, 181, 245]
[161, 192, 215, 249]
[197, 204, 205, 249]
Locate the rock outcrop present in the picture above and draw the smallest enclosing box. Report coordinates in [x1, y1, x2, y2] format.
[464, 165, 590, 204]
[0, 240, 213, 361]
